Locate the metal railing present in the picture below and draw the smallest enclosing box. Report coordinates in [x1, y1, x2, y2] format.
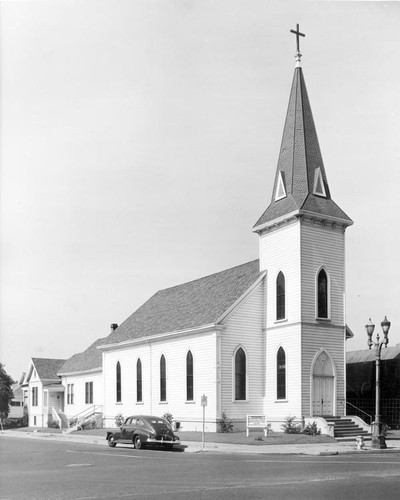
[68, 405, 103, 429]
[346, 401, 372, 425]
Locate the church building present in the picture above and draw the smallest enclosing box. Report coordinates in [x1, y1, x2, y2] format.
[98, 27, 354, 432]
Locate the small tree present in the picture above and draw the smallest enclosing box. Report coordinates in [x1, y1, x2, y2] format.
[281, 415, 301, 434]
[0, 363, 14, 431]
[217, 411, 233, 433]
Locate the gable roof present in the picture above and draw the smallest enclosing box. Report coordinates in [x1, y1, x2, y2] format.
[102, 260, 262, 346]
[31, 358, 66, 380]
[347, 345, 400, 364]
[58, 338, 106, 375]
[254, 67, 352, 230]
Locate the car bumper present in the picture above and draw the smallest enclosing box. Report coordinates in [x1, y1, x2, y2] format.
[146, 438, 181, 445]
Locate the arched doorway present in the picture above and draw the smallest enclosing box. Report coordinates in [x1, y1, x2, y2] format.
[312, 351, 335, 416]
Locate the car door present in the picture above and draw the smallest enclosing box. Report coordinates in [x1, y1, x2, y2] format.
[121, 418, 133, 442]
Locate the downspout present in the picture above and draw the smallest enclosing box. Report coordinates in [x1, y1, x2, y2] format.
[146, 340, 153, 415]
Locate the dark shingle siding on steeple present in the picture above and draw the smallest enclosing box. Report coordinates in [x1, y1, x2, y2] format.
[254, 68, 352, 229]
[103, 260, 262, 345]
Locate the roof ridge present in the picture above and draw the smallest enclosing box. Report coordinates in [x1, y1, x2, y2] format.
[155, 259, 259, 294]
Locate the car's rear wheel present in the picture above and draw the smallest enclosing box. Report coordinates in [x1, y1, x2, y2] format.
[134, 435, 144, 449]
[108, 435, 116, 448]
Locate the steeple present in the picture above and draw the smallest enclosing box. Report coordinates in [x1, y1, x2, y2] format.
[253, 27, 352, 232]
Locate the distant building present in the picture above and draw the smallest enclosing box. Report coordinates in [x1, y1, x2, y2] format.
[347, 346, 400, 429]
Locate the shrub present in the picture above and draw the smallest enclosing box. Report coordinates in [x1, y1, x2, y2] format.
[114, 413, 124, 427]
[48, 420, 60, 429]
[303, 421, 321, 436]
[281, 415, 301, 434]
[162, 412, 173, 425]
[217, 411, 233, 433]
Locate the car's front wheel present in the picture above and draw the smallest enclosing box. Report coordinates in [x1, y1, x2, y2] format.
[134, 435, 145, 449]
[108, 435, 116, 448]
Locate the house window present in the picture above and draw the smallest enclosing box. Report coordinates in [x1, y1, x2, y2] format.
[67, 384, 74, 405]
[85, 382, 93, 404]
[277, 347, 286, 400]
[276, 271, 286, 320]
[186, 351, 194, 401]
[116, 362, 122, 403]
[160, 355, 166, 402]
[136, 358, 142, 403]
[234, 348, 246, 401]
[31, 387, 38, 406]
[317, 269, 328, 318]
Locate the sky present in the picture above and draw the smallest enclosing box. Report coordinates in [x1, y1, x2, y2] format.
[1, 0, 399, 381]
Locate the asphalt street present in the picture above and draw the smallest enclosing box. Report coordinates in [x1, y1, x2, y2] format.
[1, 436, 400, 500]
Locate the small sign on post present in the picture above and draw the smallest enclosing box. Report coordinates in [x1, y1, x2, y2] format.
[201, 394, 207, 450]
[246, 415, 268, 437]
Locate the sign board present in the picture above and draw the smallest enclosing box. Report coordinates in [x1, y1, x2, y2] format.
[246, 415, 268, 437]
[201, 395, 208, 407]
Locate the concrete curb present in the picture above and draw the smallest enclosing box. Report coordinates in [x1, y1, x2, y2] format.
[2, 430, 400, 456]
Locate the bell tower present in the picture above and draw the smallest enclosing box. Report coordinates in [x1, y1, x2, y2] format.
[253, 26, 353, 424]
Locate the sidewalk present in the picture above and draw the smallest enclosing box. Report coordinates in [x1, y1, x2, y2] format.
[2, 429, 400, 456]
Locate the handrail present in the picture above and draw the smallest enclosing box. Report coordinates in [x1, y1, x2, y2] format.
[346, 401, 372, 424]
[50, 406, 62, 428]
[68, 405, 103, 428]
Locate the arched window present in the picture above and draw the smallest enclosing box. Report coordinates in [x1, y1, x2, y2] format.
[116, 361, 121, 403]
[186, 351, 194, 401]
[276, 271, 286, 320]
[277, 347, 286, 400]
[317, 269, 328, 318]
[136, 359, 142, 403]
[160, 355, 166, 402]
[235, 348, 246, 401]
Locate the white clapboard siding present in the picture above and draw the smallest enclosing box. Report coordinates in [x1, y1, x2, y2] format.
[259, 220, 302, 327]
[300, 220, 345, 324]
[264, 324, 302, 426]
[219, 279, 266, 421]
[61, 370, 103, 419]
[102, 331, 219, 431]
[301, 325, 346, 416]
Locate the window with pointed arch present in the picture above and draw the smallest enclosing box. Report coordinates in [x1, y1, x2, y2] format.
[234, 347, 246, 401]
[277, 347, 286, 400]
[160, 355, 166, 402]
[276, 271, 286, 320]
[116, 361, 122, 403]
[317, 268, 329, 319]
[186, 351, 194, 401]
[136, 358, 142, 403]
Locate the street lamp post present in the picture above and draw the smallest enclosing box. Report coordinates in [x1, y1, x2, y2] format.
[365, 316, 391, 449]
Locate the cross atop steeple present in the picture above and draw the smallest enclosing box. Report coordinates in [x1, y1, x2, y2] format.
[290, 24, 305, 67]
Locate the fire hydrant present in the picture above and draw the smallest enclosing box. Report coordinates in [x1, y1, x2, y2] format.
[356, 435, 365, 450]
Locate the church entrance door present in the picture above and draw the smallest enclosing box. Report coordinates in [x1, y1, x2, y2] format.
[312, 351, 335, 416]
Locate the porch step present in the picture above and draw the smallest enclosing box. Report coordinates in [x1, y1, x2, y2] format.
[325, 417, 369, 439]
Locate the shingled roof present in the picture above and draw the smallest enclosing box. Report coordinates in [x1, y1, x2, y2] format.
[347, 345, 400, 364]
[32, 358, 66, 380]
[254, 67, 352, 230]
[103, 260, 262, 346]
[58, 338, 106, 375]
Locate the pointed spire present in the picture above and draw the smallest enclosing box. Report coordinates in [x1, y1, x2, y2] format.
[253, 31, 352, 232]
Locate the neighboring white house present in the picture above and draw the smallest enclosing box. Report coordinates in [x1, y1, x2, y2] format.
[96, 51, 354, 432]
[57, 337, 106, 428]
[22, 358, 66, 427]
[9, 375, 25, 419]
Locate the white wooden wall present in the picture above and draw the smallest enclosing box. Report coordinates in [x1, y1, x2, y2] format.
[61, 370, 103, 419]
[219, 279, 266, 424]
[102, 331, 219, 431]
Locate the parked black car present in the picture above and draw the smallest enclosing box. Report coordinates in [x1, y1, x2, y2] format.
[106, 415, 180, 450]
